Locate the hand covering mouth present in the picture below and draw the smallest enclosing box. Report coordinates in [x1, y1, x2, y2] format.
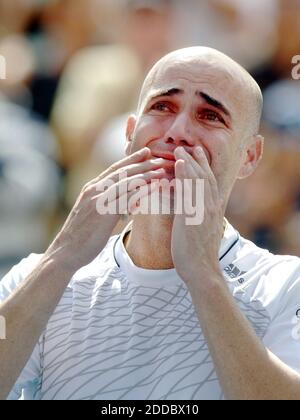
[151, 147, 212, 166]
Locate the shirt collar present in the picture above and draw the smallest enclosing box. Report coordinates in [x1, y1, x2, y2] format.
[114, 219, 239, 285]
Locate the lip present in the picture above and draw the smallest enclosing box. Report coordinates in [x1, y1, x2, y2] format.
[152, 147, 212, 166]
[151, 152, 176, 161]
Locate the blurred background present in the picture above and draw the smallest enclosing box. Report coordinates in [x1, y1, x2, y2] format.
[0, 0, 299, 277]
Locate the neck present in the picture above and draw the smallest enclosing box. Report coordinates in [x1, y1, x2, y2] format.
[124, 216, 227, 270]
[124, 215, 175, 270]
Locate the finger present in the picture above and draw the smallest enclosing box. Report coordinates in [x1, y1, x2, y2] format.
[95, 177, 160, 216]
[174, 159, 185, 180]
[125, 182, 159, 215]
[193, 147, 220, 202]
[94, 158, 171, 193]
[177, 157, 214, 218]
[174, 147, 204, 178]
[185, 158, 198, 179]
[96, 167, 166, 203]
[105, 147, 151, 173]
[103, 157, 173, 187]
[175, 148, 198, 180]
[85, 157, 170, 199]
[175, 152, 224, 223]
[89, 147, 152, 185]
[193, 146, 213, 177]
[174, 161, 200, 221]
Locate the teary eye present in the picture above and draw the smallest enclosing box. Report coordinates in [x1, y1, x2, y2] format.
[200, 110, 225, 123]
[151, 102, 171, 112]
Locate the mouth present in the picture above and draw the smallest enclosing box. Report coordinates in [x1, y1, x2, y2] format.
[151, 152, 176, 161]
[150, 147, 211, 179]
[153, 148, 212, 167]
[150, 152, 175, 181]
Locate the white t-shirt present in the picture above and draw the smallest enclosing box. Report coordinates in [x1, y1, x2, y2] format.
[1, 222, 300, 400]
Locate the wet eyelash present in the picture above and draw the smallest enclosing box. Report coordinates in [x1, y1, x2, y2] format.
[151, 102, 169, 111]
[201, 111, 224, 123]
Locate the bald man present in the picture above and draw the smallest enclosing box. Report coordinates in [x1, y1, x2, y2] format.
[1, 47, 300, 400]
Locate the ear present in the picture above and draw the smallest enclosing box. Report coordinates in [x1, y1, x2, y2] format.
[237, 135, 264, 179]
[125, 114, 137, 156]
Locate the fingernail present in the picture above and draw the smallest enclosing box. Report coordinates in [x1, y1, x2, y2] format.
[151, 158, 165, 164]
[175, 147, 184, 155]
[196, 146, 203, 155]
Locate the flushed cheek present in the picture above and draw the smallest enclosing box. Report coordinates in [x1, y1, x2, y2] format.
[211, 151, 232, 178]
[201, 135, 229, 170]
[132, 119, 165, 151]
[211, 145, 243, 184]
[207, 145, 242, 188]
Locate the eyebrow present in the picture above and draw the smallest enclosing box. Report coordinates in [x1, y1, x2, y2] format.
[147, 88, 231, 119]
[148, 88, 183, 102]
[197, 91, 231, 118]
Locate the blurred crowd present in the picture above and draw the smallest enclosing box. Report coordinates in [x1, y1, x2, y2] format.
[0, 0, 299, 277]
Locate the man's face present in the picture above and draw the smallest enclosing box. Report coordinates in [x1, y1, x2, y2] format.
[126, 57, 261, 201]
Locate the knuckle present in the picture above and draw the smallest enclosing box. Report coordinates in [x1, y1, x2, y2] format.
[112, 167, 128, 179]
[109, 163, 119, 173]
[117, 167, 128, 175]
[81, 184, 95, 198]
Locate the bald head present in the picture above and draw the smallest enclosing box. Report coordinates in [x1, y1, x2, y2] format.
[137, 47, 263, 139]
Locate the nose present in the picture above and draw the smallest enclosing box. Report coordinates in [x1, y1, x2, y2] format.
[164, 112, 195, 147]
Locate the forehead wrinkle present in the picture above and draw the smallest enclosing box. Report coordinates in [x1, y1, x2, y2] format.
[137, 47, 263, 133]
[141, 84, 233, 119]
[148, 77, 233, 117]
[140, 66, 240, 113]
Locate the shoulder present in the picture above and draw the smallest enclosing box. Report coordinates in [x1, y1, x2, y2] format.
[0, 253, 43, 302]
[230, 233, 300, 318]
[69, 235, 120, 286]
[236, 234, 300, 282]
[0, 235, 120, 301]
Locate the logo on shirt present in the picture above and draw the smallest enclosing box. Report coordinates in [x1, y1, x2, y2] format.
[224, 264, 246, 283]
[0, 316, 6, 340]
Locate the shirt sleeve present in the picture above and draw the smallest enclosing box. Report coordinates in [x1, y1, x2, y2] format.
[262, 266, 300, 374]
[0, 254, 44, 400]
